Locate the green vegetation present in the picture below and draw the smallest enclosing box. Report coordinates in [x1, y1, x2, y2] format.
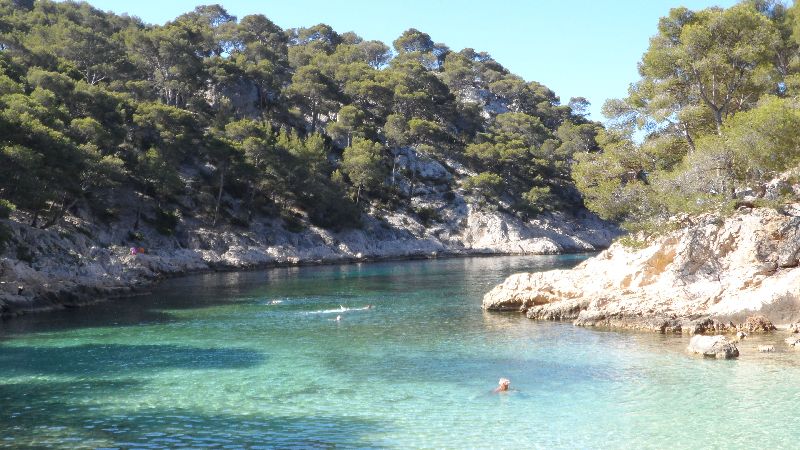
[0, 0, 597, 234]
[575, 0, 800, 233]
[9, 0, 789, 240]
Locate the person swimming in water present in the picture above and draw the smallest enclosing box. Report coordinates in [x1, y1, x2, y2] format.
[493, 378, 510, 393]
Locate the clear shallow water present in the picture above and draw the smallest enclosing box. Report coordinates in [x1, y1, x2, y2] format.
[1, 255, 800, 449]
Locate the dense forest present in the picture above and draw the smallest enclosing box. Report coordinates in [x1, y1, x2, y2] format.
[2, 0, 797, 250]
[0, 0, 601, 244]
[577, 0, 800, 232]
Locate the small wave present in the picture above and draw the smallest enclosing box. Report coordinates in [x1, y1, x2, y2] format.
[306, 305, 373, 314]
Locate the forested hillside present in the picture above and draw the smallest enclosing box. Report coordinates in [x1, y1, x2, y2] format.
[0, 0, 602, 244]
[576, 0, 800, 232]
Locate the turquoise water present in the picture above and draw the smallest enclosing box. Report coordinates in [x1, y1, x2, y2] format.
[1, 255, 800, 449]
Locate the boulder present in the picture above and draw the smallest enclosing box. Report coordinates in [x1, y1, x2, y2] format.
[739, 315, 777, 333]
[684, 318, 735, 335]
[736, 331, 748, 340]
[687, 335, 740, 359]
[789, 322, 800, 333]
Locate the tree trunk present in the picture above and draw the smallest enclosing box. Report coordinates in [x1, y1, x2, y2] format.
[213, 167, 225, 227]
[355, 184, 362, 205]
[42, 197, 78, 229]
[248, 183, 256, 221]
[310, 100, 317, 132]
[408, 170, 416, 201]
[133, 192, 144, 230]
[726, 158, 736, 200]
[255, 85, 265, 110]
[682, 122, 696, 153]
[391, 156, 397, 186]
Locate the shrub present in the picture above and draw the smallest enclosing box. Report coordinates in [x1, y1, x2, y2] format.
[463, 172, 503, 201]
[0, 199, 15, 219]
[151, 208, 179, 236]
[520, 186, 552, 215]
[414, 206, 441, 225]
[281, 212, 305, 233]
[0, 223, 12, 253]
[16, 244, 34, 263]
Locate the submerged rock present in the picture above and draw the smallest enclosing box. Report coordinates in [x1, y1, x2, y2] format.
[785, 336, 800, 348]
[687, 335, 740, 359]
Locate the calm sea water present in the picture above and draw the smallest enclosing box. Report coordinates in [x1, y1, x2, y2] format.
[1, 255, 799, 449]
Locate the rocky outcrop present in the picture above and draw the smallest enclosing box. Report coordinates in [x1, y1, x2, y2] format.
[739, 315, 777, 333]
[687, 335, 740, 359]
[483, 206, 800, 332]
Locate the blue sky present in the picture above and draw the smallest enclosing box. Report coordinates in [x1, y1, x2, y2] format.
[83, 0, 739, 121]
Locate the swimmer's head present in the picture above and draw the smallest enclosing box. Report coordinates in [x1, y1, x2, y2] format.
[498, 378, 510, 389]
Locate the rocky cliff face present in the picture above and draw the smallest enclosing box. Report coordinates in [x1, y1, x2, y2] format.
[0, 193, 617, 318]
[483, 205, 800, 332]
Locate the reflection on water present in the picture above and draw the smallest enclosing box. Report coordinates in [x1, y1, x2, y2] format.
[1, 254, 800, 448]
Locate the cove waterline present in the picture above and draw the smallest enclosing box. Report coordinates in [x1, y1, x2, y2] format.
[1, 255, 800, 449]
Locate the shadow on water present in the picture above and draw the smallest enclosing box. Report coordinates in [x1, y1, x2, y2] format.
[0, 378, 145, 407]
[0, 376, 385, 449]
[0, 271, 271, 338]
[0, 307, 178, 339]
[0, 344, 266, 377]
[1, 254, 591, 339]
[3, 411, 386, 449]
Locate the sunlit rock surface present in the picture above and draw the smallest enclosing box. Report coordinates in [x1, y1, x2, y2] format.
[484, 206, 800, 332]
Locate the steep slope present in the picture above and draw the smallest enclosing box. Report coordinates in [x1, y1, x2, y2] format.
[0, 180, 616, 318]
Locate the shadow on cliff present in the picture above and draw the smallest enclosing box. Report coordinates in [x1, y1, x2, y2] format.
[0, 343, 266, 377]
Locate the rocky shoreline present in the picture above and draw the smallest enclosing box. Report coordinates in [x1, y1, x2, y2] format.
[483, 205, 800, 335]
[0, 204, 617, 319]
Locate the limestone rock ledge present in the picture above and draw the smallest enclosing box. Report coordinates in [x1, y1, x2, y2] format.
[483, 207, 800, 332]
[0, 204, 618, 319]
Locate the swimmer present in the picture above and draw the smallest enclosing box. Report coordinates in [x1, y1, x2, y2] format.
[270, 300, 283, 305]
[365, 304, 373, 309]
[335, 315, 342, 321]
[493, 378, 510, 393]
